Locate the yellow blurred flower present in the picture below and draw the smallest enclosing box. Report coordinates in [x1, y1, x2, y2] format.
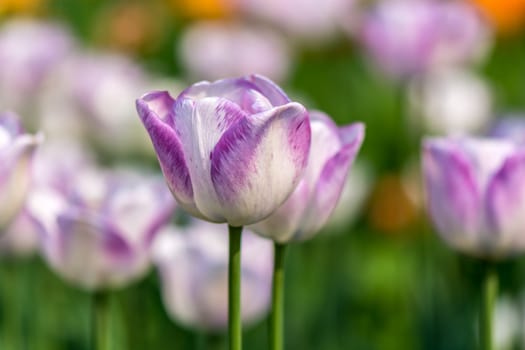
[471, 0, 525, 34]
[0, 0, 43, 16]
[168, 0, 236, 19]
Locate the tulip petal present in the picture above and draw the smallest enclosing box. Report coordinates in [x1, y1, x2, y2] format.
[136, 93, 198, 217]
[173, 97, 248, 222]
[54, 212, 134, 289]
[180, 75, 290, 108]
[422, 139, 482, 246]
[294, 122, 365, 240]
[486, 152, 525, 253]
[210, 102, 310, 226]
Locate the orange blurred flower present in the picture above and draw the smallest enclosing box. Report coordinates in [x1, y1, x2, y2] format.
[168, 0, 237, 19]
[471, 0, 525, 34]
[94, 2, 163, 55]
[367, 174, 419, 235]
[0, 0, 43, 16]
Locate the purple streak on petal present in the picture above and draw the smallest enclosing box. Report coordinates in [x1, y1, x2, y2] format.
[210, 102, 310, 226]
[422, 139, 481, 241]
[485, 151, 525, 247]
[136, 95, 194, 206]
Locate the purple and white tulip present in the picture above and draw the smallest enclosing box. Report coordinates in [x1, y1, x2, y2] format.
[0, 112, 42, 229]
[28, 168, 175, 290]
[359, 0, 491, 80]
[152, 221, 273, 331]
[423, 138, 525, 258]
[136, 74, 311, 226]
[250, 112, 364, 243]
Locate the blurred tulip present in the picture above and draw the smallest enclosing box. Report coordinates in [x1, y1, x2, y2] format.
[250, 113, 364, 242]
[422, 137, 525, 258]
[28, 168, 175, 290]
[152, 221, 273, 331]
[239, 0, 352, 42]
[0, 140, 92, 257]
[179, 22, 292, 83]
[136, 74, 311, 226]
[359, 0, 491, 80]
[409, 68, 492, 135]
[42, 52, 167, 157]
[0, 112, 41, 230]
[0, 20, 74, 112]
[488, 115, 525, 144]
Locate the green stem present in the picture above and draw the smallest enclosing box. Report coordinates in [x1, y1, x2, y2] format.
[92, 291, 110, 350]
[480, 263, 498, 350]
[228, 225, 243, 350]
[270, 243, 287, 350]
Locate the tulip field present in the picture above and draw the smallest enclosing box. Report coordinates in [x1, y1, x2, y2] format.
[2, 0, 525, 350]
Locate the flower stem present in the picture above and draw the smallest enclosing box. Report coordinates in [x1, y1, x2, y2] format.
[228, 225, 243, 350]
[480, 262, 498, 350]
[270, 243, 287, 350]
[92, 291, 110, 350]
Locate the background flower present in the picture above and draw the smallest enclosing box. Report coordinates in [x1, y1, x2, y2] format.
[359, 0, 491, 79]
[179, 21, 292, 82]
[152, 220, 273, 331]
[0, 112, 41, 230]
[423, 137, 525, 257]
[28, 167, 175, 290]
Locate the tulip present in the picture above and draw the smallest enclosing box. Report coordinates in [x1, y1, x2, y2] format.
[250, 112, 365, 243]
[422, 137, 525, 350]
[152, 221, 273, 331]
[179, 22, 292, 82]
[248, 112, 363, 350]
[359, 0, 491, 80]
[422, 137, 525, 257]
[0, 112, 41, 230]
[28, 168, 175, 290]
[136, 74, 311, 227]
[137, 74, 310, 350]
